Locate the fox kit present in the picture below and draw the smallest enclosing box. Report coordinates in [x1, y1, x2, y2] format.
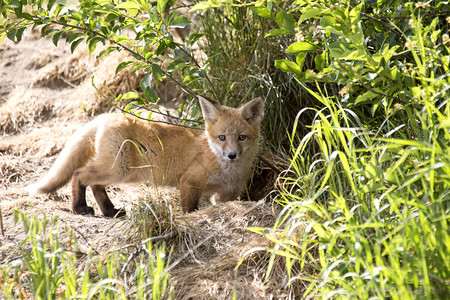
[27, 97, 264, 217]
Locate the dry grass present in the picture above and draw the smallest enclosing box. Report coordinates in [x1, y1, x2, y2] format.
[0, 88, 54, 134]
[118, 195, 298, 299]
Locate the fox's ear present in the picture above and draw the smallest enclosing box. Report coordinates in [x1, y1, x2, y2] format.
[240, 97, 264, 124]
[199, 96, 221, 124]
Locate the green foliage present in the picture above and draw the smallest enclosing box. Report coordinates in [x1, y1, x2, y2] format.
[206, 0, 450, 298]
[0, 210, 172, 299]
[192, 2, 317, 150]
[0, 0, 215, 115]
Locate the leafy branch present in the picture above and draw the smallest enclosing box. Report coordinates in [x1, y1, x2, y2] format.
[1, 0, 221, 108]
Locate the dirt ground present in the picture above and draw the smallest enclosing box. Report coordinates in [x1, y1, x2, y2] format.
[0, 29, 294, 299]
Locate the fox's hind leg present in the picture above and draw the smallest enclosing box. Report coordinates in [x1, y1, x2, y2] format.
[91, 185, 126, 218]
[71, 176, 95, 215]
[71, 165, 125, 218]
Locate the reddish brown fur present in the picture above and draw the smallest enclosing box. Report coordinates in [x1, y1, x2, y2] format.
[27, 97, 264, 217]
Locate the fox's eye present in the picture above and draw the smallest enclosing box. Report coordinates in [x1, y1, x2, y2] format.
[238, 135, 247, 141]
[218, 135, 226, 141]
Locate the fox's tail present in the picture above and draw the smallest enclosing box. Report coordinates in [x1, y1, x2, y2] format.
[26, 120, 99, 195]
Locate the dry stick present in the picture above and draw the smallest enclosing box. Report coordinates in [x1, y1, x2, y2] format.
[119, 230, 178, 276]
[56, 216, 100, 255]
[0, 207, 4, 236]
[258, 155, 282, 175]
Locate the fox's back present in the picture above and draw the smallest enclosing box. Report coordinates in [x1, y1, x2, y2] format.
[96, 113, 217, 187]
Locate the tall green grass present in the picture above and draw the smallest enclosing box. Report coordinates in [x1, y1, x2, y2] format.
[269, 86, 450, 298]
[240, 0, 450, 298]
[0, 210, 172, 299]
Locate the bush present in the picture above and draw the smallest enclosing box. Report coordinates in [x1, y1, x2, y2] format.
[229, 0, 450, 298]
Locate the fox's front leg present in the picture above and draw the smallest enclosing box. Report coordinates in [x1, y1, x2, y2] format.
[179, 176, 204, 213]
[212, 191, 239, 203]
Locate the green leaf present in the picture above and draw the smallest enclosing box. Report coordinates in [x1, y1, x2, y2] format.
[296, 53, 306, 70]
[265, 28, 292, 37]
[170, 15, 191, 29]
[321, 15, 347, 36]
[182, 74, 199, 85]
[6, 29, 18, 42]
[70, 38, 84, 54]
[349, 3, 362, 27]
[315, 52, 326, 71]
[52, 31, 63, 47]
[140, 74, 152, 91]
[286, 42, 319, 54]
[167, 60, 186, 73]
[299, 7, 323, 23]
[157, 0, 169, 14]
[116, 1, 140, 16]
[251, 6, 272, 19]
[187, 33, 203, 45]
[88, 36, 105, 54]
[152, 64, 164, 82]
[97, 47, 116, 59]
[275, 11, 295, 33]
[115, 35, 132, 44]
[47, 0, 57, 11]
[140, 75, 158, 103]
[122, 92, 140, 99]
[355, 90, 378, 105]
[132, 62, 146, 73]
[274, 59, 301, 75]
[66, 32, 84, 44]
[191, 1, 219, 11]
[145, 87, 158, 103]
[328, 40, 366, 60]
[15, 27, 26, 42]
[115, 61, 134, 74]
[54, 4, 65, 17]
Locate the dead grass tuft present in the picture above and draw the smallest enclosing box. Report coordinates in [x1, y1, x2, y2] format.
[33, 46, 91, 88]
[112, 196, 299, 299]
[167, 201, 300, 299]
[0, 89, 54, 135]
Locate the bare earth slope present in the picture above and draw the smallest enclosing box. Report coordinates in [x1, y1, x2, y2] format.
[0, 30, 295, 298]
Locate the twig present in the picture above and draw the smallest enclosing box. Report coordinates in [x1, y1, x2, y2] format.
[257, 154, 282, 175]
[127, 103, 204, 125]
[90, 78, 205, 129]
[142, 230, 178, 244]
[119, 230, 177, 276]
[0, 207, 4, 237]
[360, 12, 405, 42]
[56, 216, 99, 255]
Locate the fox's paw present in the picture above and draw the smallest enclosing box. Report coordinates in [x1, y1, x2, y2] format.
[104, 208, 126, 218]
[73, 206, 95, 216]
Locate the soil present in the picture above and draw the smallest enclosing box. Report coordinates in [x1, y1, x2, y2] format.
[0, 29, 291, 299]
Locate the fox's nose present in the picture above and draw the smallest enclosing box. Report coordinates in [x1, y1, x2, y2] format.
[228, 153, 237, 160]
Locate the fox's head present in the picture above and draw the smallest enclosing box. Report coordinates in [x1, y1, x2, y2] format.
[199, 97, 264, 162]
